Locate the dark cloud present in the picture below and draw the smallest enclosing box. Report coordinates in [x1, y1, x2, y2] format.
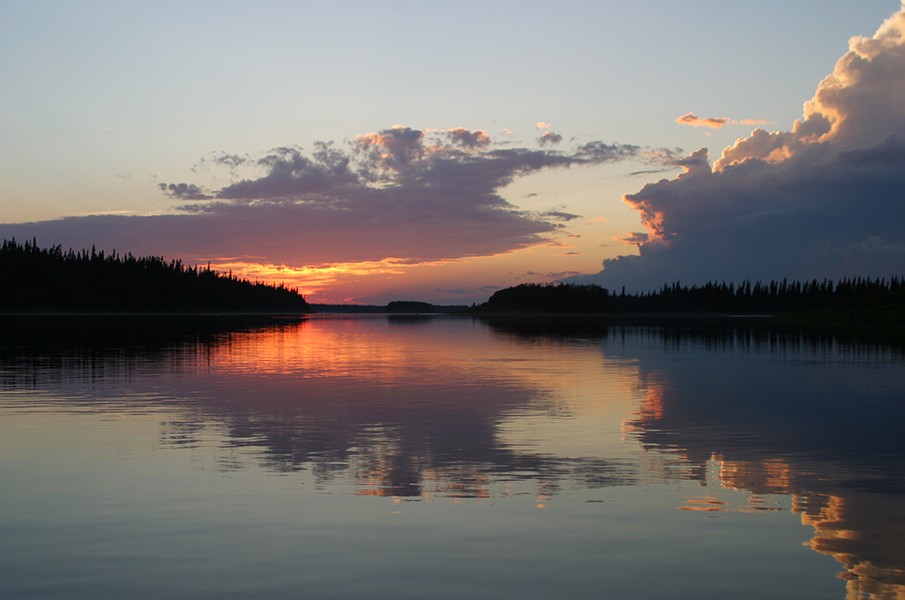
[538, 131, 563, 146]
[2, 126, 677, 269]
[627, 168, 675, 177]
[570, 7, 905, 291]
[354, 125, 425, 175]
[158, 182, 212, 200]
[540, 210, 580, 222]
[214, 144, 357, 201]
[446, 128, 491, 149]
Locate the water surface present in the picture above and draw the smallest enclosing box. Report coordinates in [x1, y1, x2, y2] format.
[2, 316, 903, 599]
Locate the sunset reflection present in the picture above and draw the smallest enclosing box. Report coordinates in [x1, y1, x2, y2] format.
[3, 318, 904, 599]
[797, 494, 905, 599]
[2, 316, 641, 501]
[620, 327, 905, 599]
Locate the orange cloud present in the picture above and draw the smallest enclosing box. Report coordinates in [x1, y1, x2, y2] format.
[675, 113, 773, 129]
[675, 113, 729, 128]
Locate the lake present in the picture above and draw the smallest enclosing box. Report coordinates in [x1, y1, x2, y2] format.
[1, 315, 904, 599]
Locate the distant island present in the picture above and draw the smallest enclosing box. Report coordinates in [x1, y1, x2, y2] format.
[1, 238, 311, 314]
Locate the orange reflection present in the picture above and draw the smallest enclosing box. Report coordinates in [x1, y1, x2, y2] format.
[636, 380, 665, 423]
[795, 494, 905, 599]
[717, 457, 793, 495]
[678, 495, 726, 512]
[673, 455, 905, 597]
[200, 316, 480, 382]
[181, 317, 639, 503]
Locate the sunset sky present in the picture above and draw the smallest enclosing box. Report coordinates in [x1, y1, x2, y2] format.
[2, 1, 903, 304]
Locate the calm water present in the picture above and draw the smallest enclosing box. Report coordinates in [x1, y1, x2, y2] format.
[1, 315, 904, 599]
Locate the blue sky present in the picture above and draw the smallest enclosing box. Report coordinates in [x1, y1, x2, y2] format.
[2, 1, 902, 303]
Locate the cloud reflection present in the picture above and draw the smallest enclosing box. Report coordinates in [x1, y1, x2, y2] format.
[3, 316, 904, 596]
[613, 325, 905, 598]
[0, 316, 637, 499]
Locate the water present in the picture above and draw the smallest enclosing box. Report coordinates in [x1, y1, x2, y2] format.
[1, 315, 903, 599]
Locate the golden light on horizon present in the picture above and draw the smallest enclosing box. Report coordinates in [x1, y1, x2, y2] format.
[203, 257, 463, 303]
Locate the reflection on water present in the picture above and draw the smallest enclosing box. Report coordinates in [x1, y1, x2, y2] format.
[609, 326, 905, 599]
[1, 315, 904, 599]
[2, 316, 638, 498]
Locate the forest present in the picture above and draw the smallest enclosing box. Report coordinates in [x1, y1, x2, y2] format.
[1, 238, 311, 313]
[4, 236, 902, 320]
[476, 279, 905, 317]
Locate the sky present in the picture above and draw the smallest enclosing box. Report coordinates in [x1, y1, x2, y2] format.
[2, 1, 903, 304]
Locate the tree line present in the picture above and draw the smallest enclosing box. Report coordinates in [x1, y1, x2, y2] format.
[1, 238, 311, 313]
[477, 278, 905, 314]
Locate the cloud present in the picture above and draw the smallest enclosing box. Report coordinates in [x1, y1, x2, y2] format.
[355, 125, 425, 174]
[1, 125, 677, 277]
[536, 121, 552, 130]
[539, 210, 580, 222]
[446, 127, 491, 149]
[572, 6, 905, 291]
[159, 182, 212, 200]
[538, 131, 563, 146]
[675, 113, 773, 129]
[675, 113, 729, 129]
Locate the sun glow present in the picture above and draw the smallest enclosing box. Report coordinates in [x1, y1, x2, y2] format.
[204, 257, 464, 303]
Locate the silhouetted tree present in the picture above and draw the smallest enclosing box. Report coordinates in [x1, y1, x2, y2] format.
[474, 277, 903, 315]
[1, 238, 311, 313]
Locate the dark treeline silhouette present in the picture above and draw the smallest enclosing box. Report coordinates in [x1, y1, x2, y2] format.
[1, 238, 311, 313]
[612, 277, 905, 314]
[476, 279, 905, 315]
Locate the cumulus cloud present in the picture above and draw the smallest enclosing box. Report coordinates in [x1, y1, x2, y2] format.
[572, 6, 905, 291]
[445, 127, 491, 149]
[536, 121, 552, 130]
[1, 125, 677, 271]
